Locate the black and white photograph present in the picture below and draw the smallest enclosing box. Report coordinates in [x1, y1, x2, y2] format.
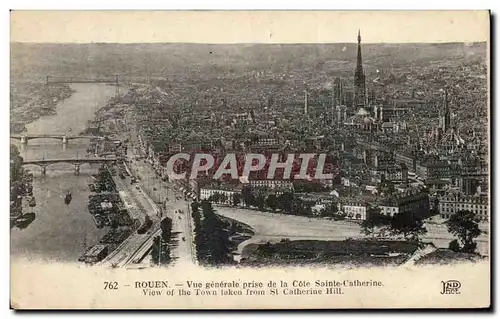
[9, 10, 491, 309]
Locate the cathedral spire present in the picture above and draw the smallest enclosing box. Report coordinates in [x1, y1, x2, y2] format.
[353, 29, 367, 109]
[356, 30, 363, 75]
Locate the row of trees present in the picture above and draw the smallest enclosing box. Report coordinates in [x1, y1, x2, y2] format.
[207, 187, 484, 255]
[239, 187, 315, 217]
[208, 192, 231, 205]
[360, 206, 483, 254]
[209, 188, 364, 220]
[191, 200, 233, 266]
[360, 206, 427, 241]
[10, 144, 24, 183]
[151, 217, 173, 265]
[95, 166, 116, 193]
[319, 202, 362, 220]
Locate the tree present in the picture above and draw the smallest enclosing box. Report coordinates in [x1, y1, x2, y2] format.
[109, 216, 120, 229]
[10, 144, 24, 183]
[291, 197, 313, 217]
[200, 199, 213, 213]
[390, 212, 427, 241]
[277, 192, 294, 213]
[446, 210, 481, 254]
[378, 180, 395, 196]
[361, 206, 391, 237]
[151, 235, 170, 265]
[210, 192, 221, 204]
[191, 201, 200, 213]
[160, 217, 173, 242]
[255, 193, 266, 211]
[199, 200, 232, 265]
[232, 193, 241, 206]
[448, 239, 461, 252]
[241, 186, 255, 207]
[319, 201, 337, 218]
[219, 193, 228, 205]
[266, 194, 278, 212]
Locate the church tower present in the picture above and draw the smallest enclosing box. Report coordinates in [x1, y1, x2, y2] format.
[439, 90, 451, 132]
[353, 29, 367, 109]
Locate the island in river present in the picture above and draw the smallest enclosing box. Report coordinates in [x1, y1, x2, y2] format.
[10, 81, 75, 133]
[10, 83, 118, 263]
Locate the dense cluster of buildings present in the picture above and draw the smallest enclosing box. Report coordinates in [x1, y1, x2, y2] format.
[127, 31, 488, 222]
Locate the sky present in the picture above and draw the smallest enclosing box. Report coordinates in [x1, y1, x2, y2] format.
[10, 11, 489, 44]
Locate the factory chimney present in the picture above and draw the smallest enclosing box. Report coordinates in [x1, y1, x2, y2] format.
[304, 89, 309, 115]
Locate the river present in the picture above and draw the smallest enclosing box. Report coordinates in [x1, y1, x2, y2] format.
[11, 83, 117, 263]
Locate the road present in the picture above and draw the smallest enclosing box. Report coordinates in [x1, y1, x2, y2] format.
[99, 163, 164, 267]
[100, 224, 161, 267]
[122, 145, 197, 266]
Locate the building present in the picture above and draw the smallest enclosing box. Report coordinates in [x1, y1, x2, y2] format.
[232, 112, 251, 124]
[372, 163, 408, 185]
[297, 192, 337, 206]
[338, 195, 370, 220]
[343, 110, 376, 132]
[249, 179, 294, 190]
[395, 152, 416, 172]
[378, 191, 430, 218]
[374, 105, 408, 123]
[352, 30, 367, 109]
[333, 78, 348, 125]
[168, 143, 182, 153]
[416, 159, 451, 180]
[458, 167, 488, 195]
[336, 105, 348, 125]
[373, 150, 394, 169]
[381, 121, 405, 134]
[199, 184, 242, 205]
[438, 194, 488, 221]
[257, 138, 280, 147]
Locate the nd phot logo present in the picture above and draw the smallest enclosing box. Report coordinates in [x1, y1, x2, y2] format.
[440, 280, 461, 295]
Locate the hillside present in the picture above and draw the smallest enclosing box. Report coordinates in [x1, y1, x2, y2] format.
[10, 42, 486, 83]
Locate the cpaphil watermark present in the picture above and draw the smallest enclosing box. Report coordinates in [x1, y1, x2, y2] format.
[163, 153, 337, 180]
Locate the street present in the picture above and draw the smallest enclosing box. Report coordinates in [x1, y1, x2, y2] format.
[123, 142, 197, 266]
[99, 162, 164, 267]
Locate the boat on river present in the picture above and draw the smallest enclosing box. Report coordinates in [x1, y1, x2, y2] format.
[28, 196, 36, 207]
[14, 212, 36, 229]
[64, 191, 72, 205]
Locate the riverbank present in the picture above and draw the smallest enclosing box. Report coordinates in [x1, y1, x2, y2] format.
[10, 83, 118, 263]
[80, 85, 131, 138]
[10, 82, 75, 133]
[10, 144, 35, 228]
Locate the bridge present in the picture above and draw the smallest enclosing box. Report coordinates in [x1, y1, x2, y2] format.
[10, 134, 104, 146]
[22, 157, 123, 175]
[46, 75, 120, 85]
[46, 74, 121, 97]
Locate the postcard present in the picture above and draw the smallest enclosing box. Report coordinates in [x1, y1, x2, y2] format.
[10, 10, 490, 309]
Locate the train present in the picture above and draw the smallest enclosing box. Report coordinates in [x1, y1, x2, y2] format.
[137, 216, 152, 234]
